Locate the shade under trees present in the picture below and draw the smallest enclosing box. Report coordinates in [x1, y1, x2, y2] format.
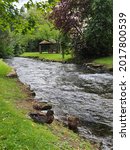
[51, 0, 113, 61]
[0, 0, 113, 61]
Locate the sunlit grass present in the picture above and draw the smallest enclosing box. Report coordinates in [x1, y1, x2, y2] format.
[0, 59, 12, 77]
[21, 52, 72, 61]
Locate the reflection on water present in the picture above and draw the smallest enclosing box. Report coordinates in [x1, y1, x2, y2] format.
[6, 57, 113, 150]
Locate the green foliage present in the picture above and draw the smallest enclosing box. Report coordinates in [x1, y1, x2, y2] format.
[0, 1, 41, 58]
[0, 59, 12, 76]
[0, 0, 68, 58]
[76, 0, 112, 60]
[0, 0, 112, 60]
[12, 7, 60, 54]
[51, 0, 113, 61]
[92, 56, 113, 68]
[0, 30, 14, 58]
[83, 0, 113, 57]
[0, 0, 18, 30]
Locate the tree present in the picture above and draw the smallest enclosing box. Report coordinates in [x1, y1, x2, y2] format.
[51, 0, 113, 61]
[0, 0, 19, 30]
[0, 30, 14, 58]
[0, 0, 37, 57]
[11, 7, 60, 54]
[82, 0, 113, 58]
[0, 0, 18, 58]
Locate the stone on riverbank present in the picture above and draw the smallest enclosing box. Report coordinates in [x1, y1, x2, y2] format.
[33, 103, 52, 110]
[67, 116, 80, 132]
[29, 110, 54, 124]
[6, 69, 17, 78]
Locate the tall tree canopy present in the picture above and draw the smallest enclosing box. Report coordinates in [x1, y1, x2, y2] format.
[51, 0, 113, 60]
[0, 0, 60, 57]
[10, 5, 60, 55]
[50, 0, 91, 35]
[0, 0, 19, 30]
[0, 0, 112, 60]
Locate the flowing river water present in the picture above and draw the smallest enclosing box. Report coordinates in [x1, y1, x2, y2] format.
[6, 57, 113, 150]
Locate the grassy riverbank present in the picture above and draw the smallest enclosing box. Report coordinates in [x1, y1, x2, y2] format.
[0, 59, 95, 150]
[21, 52, 113, 68]
[21, 52, 72, 62]
[92, 56, 113, 68]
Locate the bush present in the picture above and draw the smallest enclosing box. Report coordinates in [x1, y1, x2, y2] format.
[0, 31, 14, 58]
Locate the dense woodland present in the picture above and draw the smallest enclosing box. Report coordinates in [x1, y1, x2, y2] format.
[0, 0, 112, 61]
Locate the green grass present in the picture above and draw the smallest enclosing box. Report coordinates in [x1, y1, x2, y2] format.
[21, 53, 113, 68]
[0, 59, 95, 150]
[0, 59, 12, 77]
[92, 56, 113, 68]
[21, 52, 72, 62]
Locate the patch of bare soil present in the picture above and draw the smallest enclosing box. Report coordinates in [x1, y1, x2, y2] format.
[15, 79, 41, 113]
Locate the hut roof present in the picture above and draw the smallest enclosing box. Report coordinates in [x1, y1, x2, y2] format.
[39, 40, 56, 45]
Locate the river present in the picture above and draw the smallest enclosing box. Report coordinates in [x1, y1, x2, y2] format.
[6, 57, 113, 150]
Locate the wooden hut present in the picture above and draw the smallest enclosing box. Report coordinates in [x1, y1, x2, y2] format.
[39, 40, 57, 54]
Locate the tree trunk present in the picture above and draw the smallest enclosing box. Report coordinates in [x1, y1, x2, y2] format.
[39, 45, 42, 54]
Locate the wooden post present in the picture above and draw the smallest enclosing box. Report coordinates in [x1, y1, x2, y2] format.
[62, 47, 65, 60]
[60, 40, 64, 60]
[39, 45, 42, 54]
